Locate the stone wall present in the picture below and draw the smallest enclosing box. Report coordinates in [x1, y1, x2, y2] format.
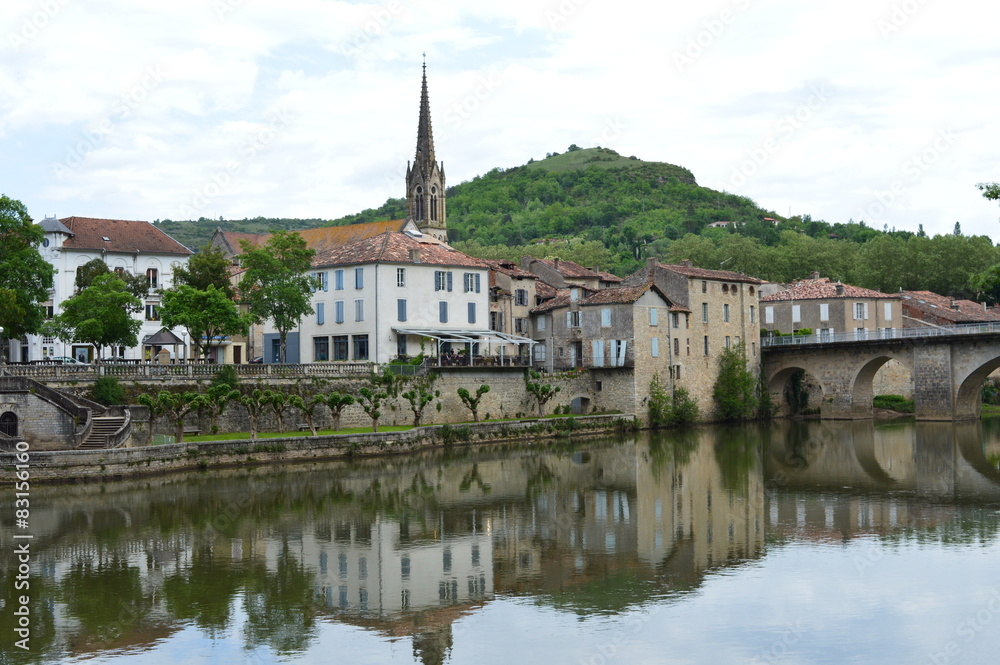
[0, 391, 78, 449]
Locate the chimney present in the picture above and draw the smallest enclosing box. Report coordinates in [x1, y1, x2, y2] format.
[408, 248, 420, 263]
[646, 257, 658, 271]
[951, 300, 960, 311]
[810, 271, 820, 280]
[835, 283, 845, 296]
[680, 259, 692, 268]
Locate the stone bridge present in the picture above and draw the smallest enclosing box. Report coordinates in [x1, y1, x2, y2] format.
[762, 326, 1000, 421]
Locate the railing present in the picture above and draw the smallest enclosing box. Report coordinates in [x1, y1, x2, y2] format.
[1, 361, 378, 380]
[762, 322, 1000, 348]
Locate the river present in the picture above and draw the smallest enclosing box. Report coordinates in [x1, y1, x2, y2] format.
[2, 419, 1000, 665]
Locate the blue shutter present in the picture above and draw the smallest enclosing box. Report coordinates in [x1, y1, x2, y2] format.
[316, 302, 325, 325]
[440, 301, 448, 323]
[447, 272, 453, 292]
[398, 299, 407, 322]
[468, 302, 476, 324]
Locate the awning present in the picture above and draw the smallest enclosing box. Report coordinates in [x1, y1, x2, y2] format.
[392, 327, 536, 346]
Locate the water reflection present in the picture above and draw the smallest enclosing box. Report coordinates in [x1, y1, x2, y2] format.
[3, 420, 1000, 664]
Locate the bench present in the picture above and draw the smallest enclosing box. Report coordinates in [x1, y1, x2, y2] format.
[297, 423, 313, 431]
[183, 427, 201, 436]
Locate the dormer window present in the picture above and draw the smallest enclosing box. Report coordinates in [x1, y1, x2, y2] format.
[102, 236, 111, 241]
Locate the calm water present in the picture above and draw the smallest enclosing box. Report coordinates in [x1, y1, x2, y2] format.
[3, 420, 1000, 665]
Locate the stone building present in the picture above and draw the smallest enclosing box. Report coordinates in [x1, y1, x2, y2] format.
[761, 275, 901, 339]
[484, 259, 538, 360]
[898, 290, 1000, 328]
[521, 256, 621, 292]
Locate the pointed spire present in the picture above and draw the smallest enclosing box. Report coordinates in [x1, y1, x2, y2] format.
[415, 57, 435, 168]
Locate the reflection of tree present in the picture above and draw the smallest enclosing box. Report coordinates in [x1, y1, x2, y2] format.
[163, 545, 244, 637]
[524, 460, 557, 498]
[242, 542, 316, 654]
[58, 556, 149, 645]
[0, 571, 56, 664]
[713, 426, 761, 494]
[459, 464, 492, 493]
[412, 623, 453, 665]
[647, 430, 700, 478]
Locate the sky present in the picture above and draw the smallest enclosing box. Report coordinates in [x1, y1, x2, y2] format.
[2, 0, 999, 240]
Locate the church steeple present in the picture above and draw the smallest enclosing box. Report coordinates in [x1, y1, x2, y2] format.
[406, 59, 447, 242]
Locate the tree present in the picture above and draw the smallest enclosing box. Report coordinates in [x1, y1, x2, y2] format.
[977, 182, 1000, 211]
[48, 273, 142, 359]
[970, 264, 1000, 305]
[289, 394, 324, 435]
[263, 389, 292, 433]
[401, 373, 440, 427]
[713, 343, 759, 422]
[201, 383, 240, 434]
[238, 231, 315, 363]
[74, 258, 148, 305]
[0, 195, 55, 341]
[319, 392, 355, 432]
[524, 369, 561, 417]
[357, 386, 387, 432]
[137, 390, 206, 442]
[238, 388, 270, 439]
[457, 384, 490, 422]
[172, 245, 236, 299]
[159, 285, 249, 360]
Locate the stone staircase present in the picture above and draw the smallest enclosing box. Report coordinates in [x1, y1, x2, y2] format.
[79, 416, 126, 450]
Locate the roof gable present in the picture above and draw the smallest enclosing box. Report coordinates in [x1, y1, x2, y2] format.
[58, 217, 192, 255]
[312, 232, 486, 269]
[761, 277, 894, 302]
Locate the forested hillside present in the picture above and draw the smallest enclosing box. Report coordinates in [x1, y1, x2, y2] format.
[152, 146, 1000, 300]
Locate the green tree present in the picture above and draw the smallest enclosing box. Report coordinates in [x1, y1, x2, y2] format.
[401, 373, 440, 427]
[319, 392, 355, 431]
[91, 376, 126, 406]
[358, 386, 387, 432]
[713, 343, 759, 422]
[457, 384, 490, 422]
[263, 389, 292, 433]
[971, 263, 1000, 304]
[0, 195, 55, 341]
[288, 394, 324, 435]
[238, 231, 315, 363]
[202, 383, 240, 434]
[524, 369, 561, 416]
[172, 245, 236, 298]
[74, 257, 148, 304]
[978, 182, 1000, 204]
[238, 388, 270, 439]
[48, 273, 142, 359]
[159, 285, 249, 360]
[137, 390, 206, 442]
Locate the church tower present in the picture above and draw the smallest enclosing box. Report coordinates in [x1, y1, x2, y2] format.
[406, 62, 447, 242]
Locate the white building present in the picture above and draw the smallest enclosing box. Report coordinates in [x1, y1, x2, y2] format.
[25, 215, 191, 363]
[266, 230, 529, 365]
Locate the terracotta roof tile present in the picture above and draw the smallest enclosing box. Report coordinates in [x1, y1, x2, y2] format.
[313, 232, 486, 269]
[297, 219, 408, 255]
[534, 258, 602, 279]
[59, 217, 192, 255]
[534, 281, 558, 300]
[482, 259, 537, 279]
[658, 262, 763, 284]
[761, 277, 894, 302]
[899, 291, 1000, 323]
[598, 271, 622, 283]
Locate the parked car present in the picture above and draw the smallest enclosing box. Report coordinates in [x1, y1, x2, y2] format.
[250, 356, 264, 364]
[47, 356, 83, 364]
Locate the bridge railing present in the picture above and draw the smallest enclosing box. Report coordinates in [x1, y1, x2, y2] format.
[762, 322, 1000, 348]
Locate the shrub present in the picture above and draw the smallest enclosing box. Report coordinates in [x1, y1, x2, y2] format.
[873, 394, 914, 413]
[91, 376, 125, 406]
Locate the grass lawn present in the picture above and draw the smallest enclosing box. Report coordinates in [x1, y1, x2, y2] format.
[983, 405, 1000, 416]
[185, 425, 413, 442]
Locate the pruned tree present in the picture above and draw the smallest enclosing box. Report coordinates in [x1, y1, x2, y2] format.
[263, 389, 292, 433]
[137, 390, 206, 442]
[358, 386, 387, 432]
[289, 394, 324, 435]
[320, 392, 356, 432]
[524, 369, 561, 417]
[238, 388, 270, 439]
[401, 372, 440, 427]
[202, 383, 240, 434]
[457, 384, 490, 423]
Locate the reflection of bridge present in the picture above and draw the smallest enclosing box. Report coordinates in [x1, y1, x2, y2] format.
[763, 324, 1000, 420]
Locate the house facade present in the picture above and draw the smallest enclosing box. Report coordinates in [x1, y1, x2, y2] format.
[899, 290, 1000, 328]
[761, 276, 901, 339]
[265, 231, 499, 365]
[484, 259, 537, 360]
[23, 216, 191, 363]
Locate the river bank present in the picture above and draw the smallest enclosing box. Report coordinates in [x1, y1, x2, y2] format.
[0, 413, 632, 484]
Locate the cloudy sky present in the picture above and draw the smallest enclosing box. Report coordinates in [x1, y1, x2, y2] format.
[2, 0, 999, 239]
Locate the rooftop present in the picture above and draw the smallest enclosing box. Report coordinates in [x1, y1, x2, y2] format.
[56, 217, 192, 255]
[312, 231, 486, 269]
[761, 277, 895, 302]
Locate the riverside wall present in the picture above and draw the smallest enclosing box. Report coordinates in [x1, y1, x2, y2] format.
[0, 414, 633, 484]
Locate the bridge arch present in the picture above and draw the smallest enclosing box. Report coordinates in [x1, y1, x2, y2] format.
[766, 365, 826, 417]
[953, 356, 1000, 420]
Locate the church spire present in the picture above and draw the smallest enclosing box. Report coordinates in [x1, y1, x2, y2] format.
[406, 58, 447, 242]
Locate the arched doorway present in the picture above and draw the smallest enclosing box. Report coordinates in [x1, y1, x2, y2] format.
[0, 411, 17, 437]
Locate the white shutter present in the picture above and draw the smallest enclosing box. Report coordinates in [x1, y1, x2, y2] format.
[820, 303, 829, 321]
[884, 302, 892, 321]
[615, 340, 627, 367]
[651, 337, 659, 358]
[592, 340, 605, 367]
[765, 306, 774, 324]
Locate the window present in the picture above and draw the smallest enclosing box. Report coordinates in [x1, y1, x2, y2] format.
[651, 337, 659, 357]
[570, 288, 579, 302]
[463, 272, 481, 293]
[724, 304, 731, 323]
[316, 302, 325, 325]
[397, 299, 407, 322]
[334, 269, 344, 290]
[674, 337, 680, 356]
[537, 316, 546, 332]
[592, 339, 605, 367]
[884, 302, 893, 321]
[439, 301, 448, 323]
[397, 334, 408, 357]
[434, 270, 453, 292]
[765, 306, 774, 324]
[145, 303, 159, 321]
[819, 303, 829, 321]
[854, 302, 868, 320]
[314, 271, 328, 292]
[567, 311, 581, 328]
[672, 312, 679, 328]
[725, 336, 731, 349]
[353, 334, 369, 360]
[334, 300, 345, 324]
[515, 289, 528, 306]
[650, 307, 658, 326]
[601, 308, 612, 327]
[467, 302, 476, 324]
[749, 305, 755, 323]
[702, 280, 707, 293]
[354, 267, 364, 289]
[490, 311, 503, 332]
[45, 305, 54, 319]
[702, 303, 708, 323]
[146, 268, 158, 290]
[613, 340, 627, 367]
[703, 335, 709, 356]
[354, 299, 364, 322]
[397, 268, 406, 287]
[515, 318, 528, 334]
[791, 304, 800, 324]
[535, 343, 547, 361]
[333, 335, 348, 360]
[314, 337, 329, 361]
